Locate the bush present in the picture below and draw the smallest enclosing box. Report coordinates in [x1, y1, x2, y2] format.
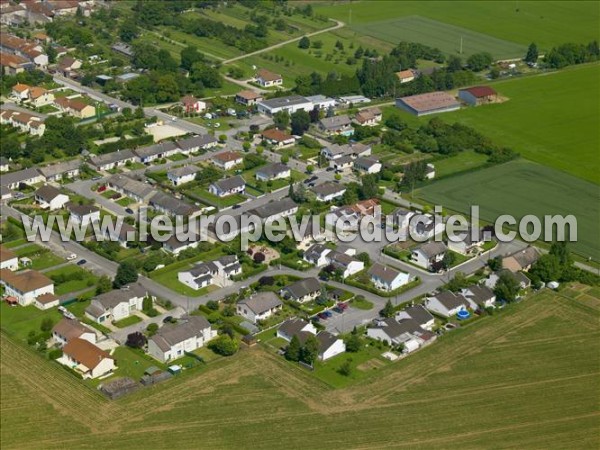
[206, 300, 219, 311]
[146, 323, 159, 336]
[209, 334, 239, 356]
[48, 349, 63, 360]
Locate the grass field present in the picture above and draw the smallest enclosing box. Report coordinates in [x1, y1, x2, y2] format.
[433, 150, 490, 178]
[316, 1, 600, 51]
[416, 159, 600, 259]
[2, 286, 599, 449]
[353, 15, 527, 59]
[445, 64, 600, 184]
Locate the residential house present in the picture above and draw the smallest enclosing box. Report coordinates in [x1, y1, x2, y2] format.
[85, 284, 150, 324]
[209, 175, 246, 197]
[0, 108, 45, 135]
[312, 182, 346, 202]
[52, 318, 97, 347]
[424, 291, 471, 318]
[353, 157, 382, 174]
[320, 142, 371, 161]
[34, 185, 69, 210]
[111, 42, 134, 58]
[176, 134, 218, 154]
[367, 317, 436, 353]
[162, 232, 202, 255]
[212, 151, 243, 170]
[368, 263, 410, 292]
[389, 208, 415, 237]
[67, 203, 100, 226]
[149, 192, 201, 218]
[447, 228, 487, 255]
[324, 249, 364, 279]
[107, 174, 155, 203]
[425, 163, 435, 179]
[0, 52, 32, 75]
[329, 155, 354, 172]
[325, 206, 361, 232]
[337, 95, 371, 105]
[235, 90, 263, 106]
[256, 95, 313, 115]
[0, 268, 54, 306]
[181, 95, 206, 113]
[484, 269, 531, 290]
[354, 107, 382, 126]
[236, 291, 283, 324]
[62, 338, 115, 379]
[248, 198, 298, 223]
[0, 186, 12, 201]
[28, 86, 54, 108]
[178, 255, 241, 290]
[261, 128, 295, 148]
[280, 277, 321, 303]
[255, 68, 283, 88]
[167, 166, 200, 187]
[104, 222, 137, 248]
[303, 244, 333, 267]
[318, 115, 354, 136]
[502, 247, 540, 272]
[133, 141, 179, 164]
[395, 69, 418, 83]
[11, 83, 30, 101]
[148, 316, 217, 363]
[255, 163, 291, 182]
[461, 285, 496, 311]
[458, 86, 497, 106]
[0, 167, 44, 189]
[0, 245, 19, 271]
[33, 292, 60, 310]
[54, 96, 95, 119]
[315, 331, 346, 360]
[410, 213, 444, 240]
[57, 56, 82, 77]
[89, 149, 138, 171]
[38, 159, 81, 181]
[277, 318, 317, 341]
[411, 242, 447, 271]
[395, 305, 435, 331]
[0, 33, 48, 68]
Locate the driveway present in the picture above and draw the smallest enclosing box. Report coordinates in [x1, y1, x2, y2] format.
[109, 306, 187, 344]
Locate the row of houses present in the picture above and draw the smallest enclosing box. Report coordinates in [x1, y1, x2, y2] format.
[0, 1, 95, 27]
[317, 107, 382, 136]
[0, 108, 45, 136]
[89, 134, 218, 171]
[0, 32, 48, 68]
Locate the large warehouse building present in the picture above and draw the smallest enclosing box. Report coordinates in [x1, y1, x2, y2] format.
[395, 92, 460, 117]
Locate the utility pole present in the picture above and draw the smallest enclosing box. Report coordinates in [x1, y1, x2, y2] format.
[460, 36, 463, 54]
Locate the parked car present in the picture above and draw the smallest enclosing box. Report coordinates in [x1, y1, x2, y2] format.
[163, 316, 174, 324]
[125, 208, 134, 214]
[326, 167, 334, 172]
[97, 185, 107, 192]
[318, 312, 328, 320]
[77, 259, 87, 265]
[232, 204, 242, 210]
[66, 253, 77, 261]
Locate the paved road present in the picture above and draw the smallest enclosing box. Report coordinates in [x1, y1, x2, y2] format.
[1, 102, 49, 118]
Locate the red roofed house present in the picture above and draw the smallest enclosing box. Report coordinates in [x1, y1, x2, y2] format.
[458, 86, 497, 106]
[181, 95, 206, 113]
[395, 69, 417, 83]
[61, 338, 115, 379]
[256, 69, 283, 88]
[261, 128, 295, 148]
[54, 96, 96, 119]
[211, 151, 244, 170]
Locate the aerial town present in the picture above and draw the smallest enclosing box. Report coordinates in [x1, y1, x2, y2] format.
[0, 1, 598, 448]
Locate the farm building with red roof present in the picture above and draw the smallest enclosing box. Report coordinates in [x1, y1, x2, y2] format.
[458, 86, 498, 106]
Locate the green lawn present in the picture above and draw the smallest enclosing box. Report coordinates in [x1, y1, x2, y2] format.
[12, 244, 64, 271]
[0, 302, 62, 342]
[316, 1, 600, 51]
[351, 296, 374, 310]
[433, 150, 490, 178]
[116, 197, 134, 207]
[112, 315, 143, 328]
[184, 187, 246, 209]
[416, 159, 600, 259]
[45, 265, 99, 296]
[445, 64, 600, 184]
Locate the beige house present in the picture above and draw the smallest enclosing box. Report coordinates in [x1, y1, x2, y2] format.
[54, 97, 96, 119]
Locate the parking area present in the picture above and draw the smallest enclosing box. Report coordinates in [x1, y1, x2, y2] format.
[321, 305, 374, 334]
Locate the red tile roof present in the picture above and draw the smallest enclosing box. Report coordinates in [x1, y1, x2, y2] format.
[462, 86, 497, 98]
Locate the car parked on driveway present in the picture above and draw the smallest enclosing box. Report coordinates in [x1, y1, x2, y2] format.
[77, 259, 87, 265]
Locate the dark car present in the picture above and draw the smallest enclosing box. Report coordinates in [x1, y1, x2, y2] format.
[326, 167, 334, 172]
[232, 204, 242, 210]
[125, 208, 134, 214]
[318, 312, 328, 320]
[163, 316, 174, 324]
[77, 259, 87, 265]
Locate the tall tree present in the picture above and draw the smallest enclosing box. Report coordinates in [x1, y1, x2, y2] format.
[113, 261, 138, 288]
[273, 111, 290, 130]
[180, 45, 204, 71]
[290, 110, 310, 135]
[301, 335, 320, 364]
[525, 43, 539, 63]
[285, 335, 301, 361]
[381, 299, 395, 318]
[298, 36, 310, 49]
[493, 271, 521, 302]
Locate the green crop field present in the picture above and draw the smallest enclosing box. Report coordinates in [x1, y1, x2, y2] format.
[316, 1, 600, 51]
[444, 64, 600, 184]
[2, 286, 599, 449]
[353, 15, 527, 59]
[416, 159, 600, 259]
